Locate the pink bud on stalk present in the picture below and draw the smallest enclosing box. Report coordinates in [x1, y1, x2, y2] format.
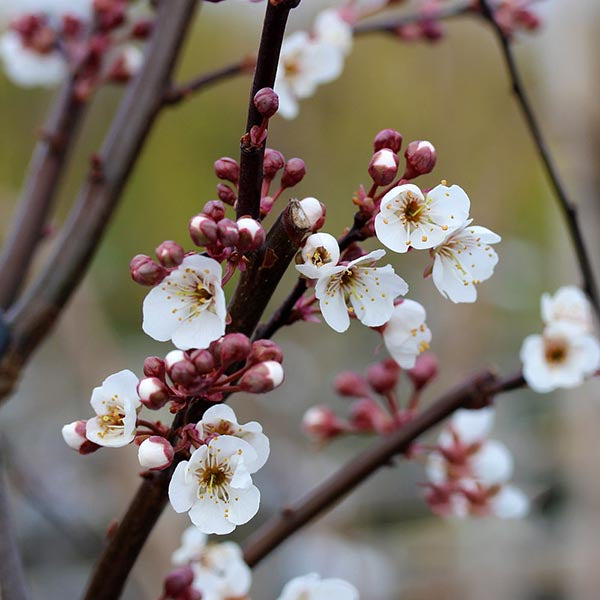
[143, 356, 165, 379]
[302, 406, 345, 441]
[368, 148, 399, 186]
[404, 140, 437, 178]
[188, 349, 215, 374]
[366, 359, 400, 395]
[236, 218, 265, 252]
[217, 183, 237, 205]
[189, 214, 219, 247]
[202, 199, 226, 222]
[214, 157, 240, 184]
[263, 148, 285, 180]
[350, 398, 389, 433]
[253, 87, 279, 118]
[334, 371, 370, 398]
[155, 240, 184, 267]
[240, 361, 284, 393]
[163, 566, 195, 597]
[218, 333, 252, 367]
[408, 353, 438, 391]
[138, 377, 170, 410]
[281, 158, 306, 188]
[129, 254, 168, 286]
[249, 339, 284, 364]
[138, 436, 174, 471]
[62, 420, 100, 454]
[217, 218, 239, 247]
[298, 197, 326, 231]
[373, 128, 403, 153]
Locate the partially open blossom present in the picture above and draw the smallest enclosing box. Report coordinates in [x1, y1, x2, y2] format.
[138, 436, 174, 471]
[313, 9, 353, 56]
[142, 254, 226, 350]
[375, 183, 470, 253]
[302, 406, 346, 441]
[62, 420, 98, 453]
[240, 361, 284, 393]
[85, 370, 141, 448]
[368, 149, 399, 186]
[520, 321, 600, 393]
[431, 220, 501, 303]
[382, 299, 431, 369]
[236, 218, 265, 252]
[404, 140, 437, 178]
[295, 232, 340, 280]
[168, 435, 260, 534]
[314, 249, 408, 332]
[298, 197, 326, 232]
[541, 285, 594, 333]
[277, 573, 359, 600]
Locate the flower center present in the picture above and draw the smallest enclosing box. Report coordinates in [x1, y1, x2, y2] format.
[196, 459, 233, 502]
[284, 58, 300, 79]
[545, 339, 568, 365]
[98, 403, 125, 437]
[396, 192, 426, 225]
[195, 284, 213, 304]
[310, 246, 330, 267]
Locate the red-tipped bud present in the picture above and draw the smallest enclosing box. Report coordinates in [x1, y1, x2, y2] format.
[138, 436, 174, 471]
[240, 361, 284, 393]
[189, 349, 215, 374]
[131, 18, 153, 39]
[189, 214, 219, 247]
[334, 371, 370, 398]
[366, 359, 400, 395]
[217, 183, 237, 206]
[219, 333, 252, 367]
[130, 254, 168, 286]
[143, 356, 165, 379]
[350, 398, 389, 433]
[155, 240, 184, 268]
[373, 128, 403, 153]
[404, 140, 437, 178]
[254, 87, 279, 118]
[138, 377, 170, 410]
[420, 19, 444, 42]
[407, 353, 438, 391]
[214, 157, 240, 184]
[263, 148, 285, 180]
[62, 420, 100, 454]
[249, 339, 284, 364]
[298, 197, 326, 232]
[164, 566, 194, 597]
[302, 406, 345, 441]
[368, 149, 399, 186]
[217, 218, 239, 247]
[202, 200, 226, 222]
[165, 350, 196, 385]
[236, 218, 265, 252]
[281, 158, 306, 188]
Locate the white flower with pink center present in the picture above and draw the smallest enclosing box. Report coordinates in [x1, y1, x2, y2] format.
[277, 573, 359, 600]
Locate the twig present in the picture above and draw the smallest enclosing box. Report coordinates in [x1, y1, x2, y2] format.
[242, 370, 526, 567]
[478, 0, 600, 318]
[236, 0, 301, 219]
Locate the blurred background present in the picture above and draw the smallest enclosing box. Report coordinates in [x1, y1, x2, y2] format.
[1, 0, 600, 598]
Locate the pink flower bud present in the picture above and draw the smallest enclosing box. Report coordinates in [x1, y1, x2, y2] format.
[217, 183, 236, 206]
[420, 19, 444, 42]
[155, 240, 184, 267]
[189, 214, 219, 247]
[408, 353, 438, 391]
[253, 87, 279, 118]
[143, 356, 165, 379]
[281, 158, 306, 188]
[165, 350, 197, 385]
[366, 359, 400, 395]
[219, 333, 252, 367]
[302, 406, 345, 441]
[138, 377, 170, 410]
[188, 349, 215, 374]
[373, 128, 403, 153]
[236, 218, 265, 252]
[217, 218, 239, 247]
[129, 254, 168, 286]
[165, 350, 186, 369]
[350, 397, 388, 433]
[240, 361, 284, 393]
[334, 371, 370, 397]
[368, 149, 399, 186]
[138, 436, 174, 471]
[298, 197, 326, 232]
[249, 339, 284, 364]
[263, 148, 285, 180]
[61, 420, 88, 451]
[131, 19, 153, 39]
[164, 566, 194, 597]
[202, 200, 226, 222]
[214, 157, 240, 184]
[404, 140, 436, 178]
[260, 195, 275, 218]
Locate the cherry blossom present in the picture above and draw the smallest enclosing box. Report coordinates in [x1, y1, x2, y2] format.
[142, 254, 226, 351]
[314, 8, 353, 56]
[374, 183, 470, 253]
[314, 249, 408, 333]
[295, 232, 340, 280]
[541, 285, 594, 333]
[168, 435, 260, 534]
[277, 573, 359, 600]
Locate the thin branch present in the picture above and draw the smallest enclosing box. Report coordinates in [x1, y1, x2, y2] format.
[242, 370, 526, 567]
[478, 0, 600, 318]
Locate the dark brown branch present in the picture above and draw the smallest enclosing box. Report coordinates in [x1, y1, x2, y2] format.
[478, 0, 600, 318]
[0, 81, 87, 311]
[242, 370, 526, 567]
[236, 0, 300, 219]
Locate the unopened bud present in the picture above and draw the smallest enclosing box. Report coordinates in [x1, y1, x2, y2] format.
[155, 240, 184, 267]
[217, 183, 237, 206]
[165, 350, 186, 370]
[249, 339, 284, 364]
[217, 218, 239, 247]
[373, 128, 403, 153]
[263, 148, 285, 180]
[131, 19, 153, 39]
[404, 140, 436, 178]
[260, 195, 275, 218]
[281, 158, 306, 188]
[366, 359, 400, 395]
[189, 349, 215, 374]
[62, 420, 90, 452]
[189, 214, 219, 247]
[236, 218, 265, 252]
[298, 197, 326, 232]
[302, 406, 345, 441]
[254, 87, 279, 118]
[420, 19, 444, 42]
[164, 566, 194, 597]
[130, 254, 168, 286]
[214, 157, 240, 184]
[219, 333, 252, 367]
[408, 353, 438, 391]
[368, 149, 399, 186]
[138, 377, 170, 410]
[143, 356, 165, 379]
[169, 359, 197, 386]
[240, 361, 284, 393]
[138, 436, 174, 471]
[202, 200, 226, 222]
[334, 371, 370, 398]
[350, 398, 388, 433]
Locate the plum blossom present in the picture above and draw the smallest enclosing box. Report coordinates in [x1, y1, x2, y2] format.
[374, 183, 470, 253]
[143, 254, 226, 350]
[277, 573, 359, 600]
[430, 220, 501, 303]
[382, 299, 431, 369]
[541, 285, 594, 333]
[168, 435, 260, 534]
[85, 370, 141, 448]
[314, 249, 408, 333]
[295, 232, 340, 280]
[520, 321, 600, 393]
[314, 9, 353, 56]
[195, 404, 270, 472]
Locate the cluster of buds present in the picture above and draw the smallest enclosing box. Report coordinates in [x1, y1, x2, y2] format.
[129, 241, 184, 286]
[492, 0, 541, 37]
[302, 354, 438, 443]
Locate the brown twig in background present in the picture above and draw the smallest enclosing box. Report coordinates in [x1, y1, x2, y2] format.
[242, 370, 526, 567]
[478, 0, 600, 319]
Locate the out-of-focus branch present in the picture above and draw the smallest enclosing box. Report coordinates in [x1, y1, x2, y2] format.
[0, 81, 87, 311]
[478, 0, 600, 318]
[242, 370, 526, 567]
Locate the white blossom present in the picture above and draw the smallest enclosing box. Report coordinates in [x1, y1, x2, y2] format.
[382, 299, 431, 369]
[541, 285, 593, 333]
[195, 404, 270, 473]
[314, 249, 408, 333]
[314, 9, 353, 56]
[143, 254, 226, 351]
[277, 573, 359, 600]
[431, 219, 501, 303]
[520, 321, 600, 393]
[169, 435, 260, 535]
[85, 370, 140, 448]
[374, 183, 470, 253]
[489, 484, 530, 518]
[295, 232, 340, 280]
